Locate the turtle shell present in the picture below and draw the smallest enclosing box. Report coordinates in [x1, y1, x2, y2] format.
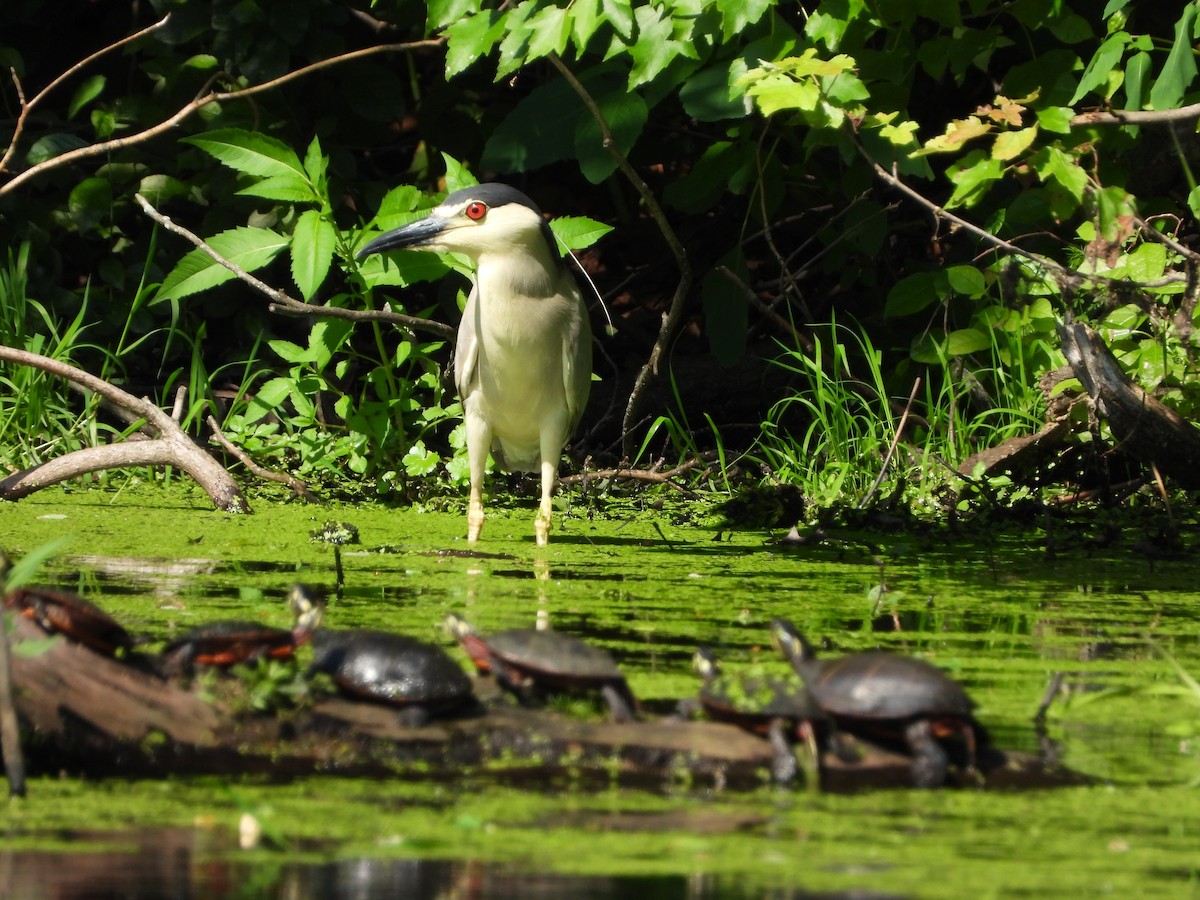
[470, 629, 624, 686]
[310, 629, 473, 711]
[803, 652, 974, 721]
[5, 587, 133, 656]
[698, 667, 825, 734]
[162, 620, 297, 669]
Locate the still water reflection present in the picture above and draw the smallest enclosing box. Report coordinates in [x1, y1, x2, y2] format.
[0, 828, 901, 899]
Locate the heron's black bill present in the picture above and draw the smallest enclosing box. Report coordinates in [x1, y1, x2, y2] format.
[356, 215, 446, 259]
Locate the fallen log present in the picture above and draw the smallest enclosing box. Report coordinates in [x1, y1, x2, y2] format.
[1058, 321, 1200, 488]
[8, 616, 1084, 791]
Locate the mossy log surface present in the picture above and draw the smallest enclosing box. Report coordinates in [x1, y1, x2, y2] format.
[8, 616, 1084, 791]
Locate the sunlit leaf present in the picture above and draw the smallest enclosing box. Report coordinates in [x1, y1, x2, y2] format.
[183, 129, 305, 179]
[155, 227, 288, 303]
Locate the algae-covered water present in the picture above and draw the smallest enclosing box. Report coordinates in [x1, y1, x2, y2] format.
[2, 484, 1199, 898]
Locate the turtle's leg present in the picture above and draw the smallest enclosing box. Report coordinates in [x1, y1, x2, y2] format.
[493, 662, 540, 707]
[766, 718, 798, 785]
[396, 706, 432, 728]
[905, 719, 949, 788]
[600, 682, 638, 723]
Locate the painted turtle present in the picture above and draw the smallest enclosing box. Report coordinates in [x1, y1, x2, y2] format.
[4, 587, 133, 657]
[444, 614, 639, 723]
[687, 646, 826, 784]
[308, 628, 475, 726]
[161, 584, 323, 676]
[770, 618, 984, 788]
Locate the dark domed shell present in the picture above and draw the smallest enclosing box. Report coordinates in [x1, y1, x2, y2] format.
[484, 629, 623, 681]
[808, 653, 974, 719]
[311, 629, 473, 708]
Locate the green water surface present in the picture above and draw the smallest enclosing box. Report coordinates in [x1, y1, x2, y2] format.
[1, 484, 1198, 898]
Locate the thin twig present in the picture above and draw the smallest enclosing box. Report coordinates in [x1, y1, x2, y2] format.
[1, 14, 174, 175]
[135, 195, 455, 340]
[207, 415, 319, 502]
[559, 457, 709, 495]
[546, 53, 693, 459]
[859, 377, 921, 510]
[714, 265, 811, 350]
[1, 39, 444, 197]
[852, 133, 1188, 292]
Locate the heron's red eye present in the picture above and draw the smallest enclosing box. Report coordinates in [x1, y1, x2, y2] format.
[465, 201, 488, 220]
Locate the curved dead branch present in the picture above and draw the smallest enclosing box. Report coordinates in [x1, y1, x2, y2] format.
[0, 346, 249, 512]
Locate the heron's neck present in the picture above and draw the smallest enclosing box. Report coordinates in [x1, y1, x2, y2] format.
[475, 242, 565, 301]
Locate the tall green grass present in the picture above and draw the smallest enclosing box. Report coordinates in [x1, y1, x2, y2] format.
[754, 319, 1048, 517]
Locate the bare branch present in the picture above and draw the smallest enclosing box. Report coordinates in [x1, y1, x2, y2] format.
[1072, 103, 1200, 127]
[1, 15, 174, 176]
[853, 134, 1188, 293]
[0, 345, 249, 512]
[547, 53, 694, 459]
[1, 38, 444, 197]
[135, 194, 454, 341]
[207, 415, 319, 502]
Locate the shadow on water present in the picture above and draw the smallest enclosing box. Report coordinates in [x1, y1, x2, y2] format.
[0, 828, 905, 900]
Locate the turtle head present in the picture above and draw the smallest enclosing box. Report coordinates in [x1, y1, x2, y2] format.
[288, 583, 325, 638]
[692, 646, 722, 682]
[770, 618, 816, 672]
[444, 613, 475, 641]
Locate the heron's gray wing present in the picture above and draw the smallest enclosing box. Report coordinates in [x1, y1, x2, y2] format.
[562, 293, 593, 431]
[454, 284, 480, 398]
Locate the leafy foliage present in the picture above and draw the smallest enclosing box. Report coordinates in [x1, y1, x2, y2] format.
[4, 0, 1200, 518]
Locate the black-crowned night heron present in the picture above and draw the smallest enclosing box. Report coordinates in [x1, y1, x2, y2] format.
[357, 184, 592, 546]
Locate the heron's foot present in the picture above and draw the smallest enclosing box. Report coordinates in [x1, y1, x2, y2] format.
[534, 510, 551, 546]
[467, 499, 485, 542]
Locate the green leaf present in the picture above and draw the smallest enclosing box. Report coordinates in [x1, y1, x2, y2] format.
[747, 74, 820, 117]
[481, 77, 579, 173]
[268, 339, 310, 365]
[302, 135, 327, 190]
[441, 153, 478, 193]
[4, 538, 72, 591]
[237, 173, 318, 203]
[946, 265, 986, 297]
[496, 4, 536, 80]
[308, 318, 354, 371]
[1034, 107, 1073, 134]
[183, 128, 305, 179]
[884, 271, 943, 318]
[155, 227, 288, 303]
[525, 4, 570, 61]
[290, 209, 337, 301]
[1149, 3, 1199, 109]
[25, 133, 88, 166]
[571, 0, 605, 49]
[445, 11, 506, 76]
[428, 0, 478, 30]
[67, 74, 105, 120]
[1035, 146, 1088, 203]
[628, 6, 678, 88]
[549, 216, 613, 250]
[992, 125, 1038, 162]
[1123, 51, 1151, 111]
[247, 378, 294, 422]
[1070, 33, 1129, 105]
[945, 151, 1002, 208]
[576, 88, 647, 183]
[680, 64, 748, 122]
[715, 0, 771, 41]
[602, 0, 634, 40]
[944, 327, 991, 356]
